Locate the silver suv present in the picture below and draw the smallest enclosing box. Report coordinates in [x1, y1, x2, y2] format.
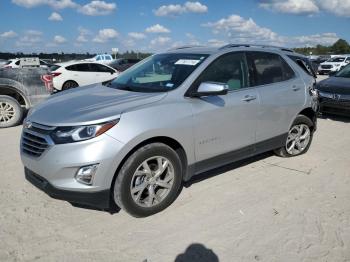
[21, 45, 318, 217]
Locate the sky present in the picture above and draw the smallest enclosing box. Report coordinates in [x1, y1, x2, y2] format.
[0, 0, 349, 54]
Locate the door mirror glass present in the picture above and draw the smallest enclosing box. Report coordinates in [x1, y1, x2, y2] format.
[194, 82, 228, 97]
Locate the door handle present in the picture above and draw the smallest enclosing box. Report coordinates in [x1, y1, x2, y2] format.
[292, 85, 301, 91]
[242, 95, 257, 102]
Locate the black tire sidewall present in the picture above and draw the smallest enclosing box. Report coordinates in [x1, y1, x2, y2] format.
[114, 143, 183, 217]
[62, 81, 78, 90]
[0, 95, 23, 128]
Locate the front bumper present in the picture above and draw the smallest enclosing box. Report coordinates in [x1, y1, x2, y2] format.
[21, 132, 125, 208]
[319, 97, 350, 116]
[25, 168, 110, 209]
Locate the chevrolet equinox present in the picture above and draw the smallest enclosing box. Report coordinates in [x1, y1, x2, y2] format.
[21, 45, 318, 217]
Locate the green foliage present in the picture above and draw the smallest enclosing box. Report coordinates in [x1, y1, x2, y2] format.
[294, 39, 350, 55]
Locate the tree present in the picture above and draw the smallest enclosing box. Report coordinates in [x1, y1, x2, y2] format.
[331, 39, 350, 54]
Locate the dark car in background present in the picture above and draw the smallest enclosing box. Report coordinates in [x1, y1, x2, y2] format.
[317, 64, 350, 116]
[109, 58, 141, 72]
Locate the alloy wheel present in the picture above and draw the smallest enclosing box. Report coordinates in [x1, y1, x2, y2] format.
[286, 124, 311, 155]
[130, 156, 175, 208]
[0, 102, 15, 123]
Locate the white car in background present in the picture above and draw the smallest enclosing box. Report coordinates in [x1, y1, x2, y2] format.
[2, 58, 53, 69]
[85, 54, 114, 64]
[318, 55, 350, 75]
[51, 61, 119, 91]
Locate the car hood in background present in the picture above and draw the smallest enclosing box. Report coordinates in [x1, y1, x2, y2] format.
[28, 84, 167, 126]
[317, 77, 350, 95]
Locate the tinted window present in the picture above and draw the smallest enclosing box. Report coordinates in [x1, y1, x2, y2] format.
[104, 55, 112, 60]
[288, 55, 315, 77]
[281, 58, 295, 80]
[194, 52, 248, 91]
[66, 63, 90, 72]
[96, 56, 102, 61]
[90, 63, 113, 73]
[15, 60, 20, 65]
[247, 52, 285, 86]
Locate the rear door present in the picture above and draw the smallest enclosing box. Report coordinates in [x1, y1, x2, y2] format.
[246, 51, 305, 144]
[66, 63, 95, 86]
[89, 63, 117, 83]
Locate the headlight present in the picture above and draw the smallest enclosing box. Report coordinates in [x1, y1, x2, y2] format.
[51, 119, 119, 144]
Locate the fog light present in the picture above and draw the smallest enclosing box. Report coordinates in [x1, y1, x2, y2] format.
[75, 164, 99, 185]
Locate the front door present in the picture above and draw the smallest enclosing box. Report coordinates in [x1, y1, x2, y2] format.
[189, 52, 259, 172]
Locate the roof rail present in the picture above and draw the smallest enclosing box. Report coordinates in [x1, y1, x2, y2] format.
[219, 44, 294, 53]
[168, 45, 204, 51]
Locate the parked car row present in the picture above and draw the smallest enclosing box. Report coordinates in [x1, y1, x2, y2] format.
[318, 55, 350, 75]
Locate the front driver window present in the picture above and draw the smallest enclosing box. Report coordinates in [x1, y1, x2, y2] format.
[194, 52, 248, 91]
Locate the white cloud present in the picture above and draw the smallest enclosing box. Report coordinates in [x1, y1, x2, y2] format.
[203, 14, 282, 44]
[76, 27, 90, 42]
[184, 1, 208, 13]
[12, 0, 77, 9]
[128, 32, 146, 40]
[260, 0, 350, 17]
[16, 30, 43, 47]
[154, 1, 208, 16]
[203, 14, 339, 47]
[260, 0, 319, 14]
[150, 36, 171, 47]
[145, 24, 170, 34]
[93, 28, 119, 43]
[53, 35, 66, 44]
[0, 30, 18, 39]
[316, 0, 350, 17]
[48, 12, 63, 21]
[207, 39, 228, 47]
[78, 0, 116, 16]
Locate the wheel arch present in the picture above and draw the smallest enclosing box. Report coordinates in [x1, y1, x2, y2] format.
[298, 107, 317, 131]
[110, 136, 188, 190]
[0, 85, 28, 108]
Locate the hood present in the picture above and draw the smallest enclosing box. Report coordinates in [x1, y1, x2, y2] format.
[28, 84, 167, 126]
[317, 77, 350, 95]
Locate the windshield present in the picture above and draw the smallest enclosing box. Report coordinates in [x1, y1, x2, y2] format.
[109, 53, 209, 92]
[335, 64, 350, 78]
[328, 57, 345, 62]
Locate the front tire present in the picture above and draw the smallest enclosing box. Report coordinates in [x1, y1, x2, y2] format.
[113, 143, 183, 217]
[274, 115, 314, 157]
[0, 95, 24, 128]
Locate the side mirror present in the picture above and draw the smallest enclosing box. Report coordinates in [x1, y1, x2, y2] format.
[191, 82, 228, 97]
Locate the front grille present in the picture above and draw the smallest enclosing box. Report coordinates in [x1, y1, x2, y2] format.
[321, 65, 332, 69]
[21, 122, 55, 157]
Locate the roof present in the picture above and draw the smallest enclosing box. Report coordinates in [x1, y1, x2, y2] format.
[166, 44, 298, 56]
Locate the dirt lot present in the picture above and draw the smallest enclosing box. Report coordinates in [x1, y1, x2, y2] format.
[1, 78, 350, 262]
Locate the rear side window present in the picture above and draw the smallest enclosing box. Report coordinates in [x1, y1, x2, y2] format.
[66, 63, 90, 72]
[15, 60, 20, 65]
[281, 58, 295, 80]
[90, 63, 113, 73]
[247, 52, 287, 86]
[288, 55, 315, 77]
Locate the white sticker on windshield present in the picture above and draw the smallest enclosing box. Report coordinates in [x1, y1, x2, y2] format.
[175, 59, 200, 66]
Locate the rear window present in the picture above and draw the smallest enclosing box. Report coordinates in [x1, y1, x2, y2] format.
[288, 55, 315, 77]
[66, 63, 90, 72]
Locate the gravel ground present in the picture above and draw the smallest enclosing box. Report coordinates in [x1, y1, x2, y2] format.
[1, 75, 350, 262]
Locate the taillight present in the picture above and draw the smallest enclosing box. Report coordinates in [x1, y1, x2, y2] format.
[4, 65, 12, 68]
[51, 72, 61, 77]
[41, 74, 54, 92]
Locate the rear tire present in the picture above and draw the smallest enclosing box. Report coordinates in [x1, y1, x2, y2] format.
[274, 115, 314, 157]
[62, 80, 79, 90]
[0, 95, 23, 128]
[113, 143, 183, 217]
